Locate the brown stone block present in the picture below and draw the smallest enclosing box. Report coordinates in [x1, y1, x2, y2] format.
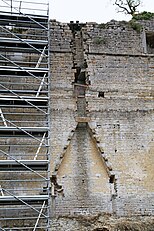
[75, 117, 91, 123]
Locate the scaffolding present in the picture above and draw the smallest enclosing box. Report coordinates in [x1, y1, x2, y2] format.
[0, 0, 50, 230]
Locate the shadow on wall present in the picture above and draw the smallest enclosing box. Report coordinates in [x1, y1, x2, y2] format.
[93, 228, 109, 231]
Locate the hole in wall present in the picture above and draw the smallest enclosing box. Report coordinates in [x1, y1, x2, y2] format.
[93, 228, 109, 231]
[75, 67, 81, 83]
[98, 92, 104, 98]
[74, 67, 87, 85]
[77, 71, 86, 84]
[146, 32, 154, 53]
[109, 175, 115, 183]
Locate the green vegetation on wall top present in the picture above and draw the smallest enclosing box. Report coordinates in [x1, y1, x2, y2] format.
[133, 11, 154, 20]
[129, 20, 143, 33]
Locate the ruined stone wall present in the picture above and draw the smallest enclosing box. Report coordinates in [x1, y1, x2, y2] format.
[83, 21, 144, 54]
[50, 19, 154, 230]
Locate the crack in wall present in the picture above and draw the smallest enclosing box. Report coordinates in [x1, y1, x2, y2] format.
[69, 21, 88, 109]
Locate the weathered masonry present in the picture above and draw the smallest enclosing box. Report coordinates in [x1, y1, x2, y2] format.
[0, 0, 50, 230]
[51, 19, 154, 230]
[0, 1, 154, 229]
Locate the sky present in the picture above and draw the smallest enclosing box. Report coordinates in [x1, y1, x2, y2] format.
[50, 0, 154, 23]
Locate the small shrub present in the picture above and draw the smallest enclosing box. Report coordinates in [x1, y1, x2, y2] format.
[129, 20, 142, 33]
[98, 23, 106, 29]
[93, 37, 107, 45]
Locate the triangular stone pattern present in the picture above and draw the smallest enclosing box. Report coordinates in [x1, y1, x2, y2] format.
[56, 123, 112, 215]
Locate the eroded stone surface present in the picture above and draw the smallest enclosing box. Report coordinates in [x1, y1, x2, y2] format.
[50, 19, 154, 230]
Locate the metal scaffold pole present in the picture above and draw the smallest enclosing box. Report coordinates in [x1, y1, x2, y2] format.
[0, 0, 50, 230]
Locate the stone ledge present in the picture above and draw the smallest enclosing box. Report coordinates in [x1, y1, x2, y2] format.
[75, 117, 91, 122]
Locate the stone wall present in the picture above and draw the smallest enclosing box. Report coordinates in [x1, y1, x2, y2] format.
[50, 19, 154, 230]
